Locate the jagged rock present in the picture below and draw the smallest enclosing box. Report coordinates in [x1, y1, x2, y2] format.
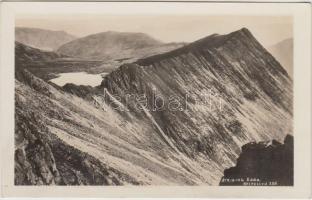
[62, 83, 97, 99]
[219, 135, 293, 186]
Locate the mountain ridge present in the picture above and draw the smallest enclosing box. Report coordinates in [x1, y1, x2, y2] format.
[99, 27, 292, 176]
[136, 27, 287, 76]
[104, 28, 291, 112]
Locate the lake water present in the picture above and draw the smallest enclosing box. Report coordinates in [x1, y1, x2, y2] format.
[50, 72, 108, 87]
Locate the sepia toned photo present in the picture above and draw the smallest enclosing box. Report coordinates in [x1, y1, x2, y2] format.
[14, 14, 294, 186]
[0, 1, 311, 198]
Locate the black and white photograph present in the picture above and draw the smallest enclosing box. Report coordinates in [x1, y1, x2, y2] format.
[14, 14, 294, 186]
[0, 1, 311, 198]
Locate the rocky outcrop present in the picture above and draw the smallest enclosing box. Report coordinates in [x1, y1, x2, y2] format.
[62, 83, 98, 99]
[219, 135, 293, 186]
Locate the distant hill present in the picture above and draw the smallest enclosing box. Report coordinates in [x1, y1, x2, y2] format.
[15, 42, 103, 80]
[57, 31, 184, 61]
[15, 41, 64, 80]
[268, 38, 293, 78]
[15, 27, 77, 51]
[15, 41, 63, 63]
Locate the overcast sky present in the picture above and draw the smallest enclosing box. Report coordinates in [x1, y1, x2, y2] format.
[16, 15, 292, 47]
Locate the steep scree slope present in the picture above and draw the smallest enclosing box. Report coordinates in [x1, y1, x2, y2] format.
[100, 28, 293, 182]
